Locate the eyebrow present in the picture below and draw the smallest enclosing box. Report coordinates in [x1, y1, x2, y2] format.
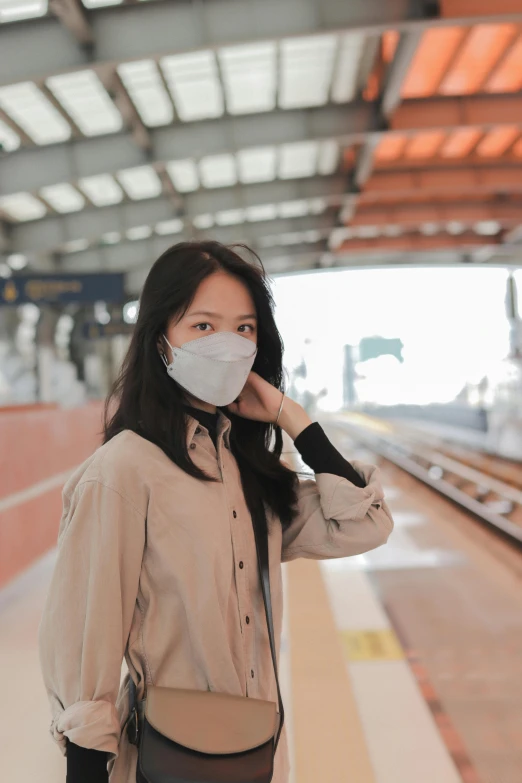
[188, 310, 257, 320]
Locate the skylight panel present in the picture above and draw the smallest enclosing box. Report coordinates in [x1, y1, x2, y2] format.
[101, 231, 121, 244]
[317, 140, 339, 174]
[0, 82, 71, 145]
[199, 154, 237, 188]
[62, 238, 89, 253]
[117, 165, 162, 200]
[193, 214, 214, 230]
[245, 204, 278, 222]
[126, 225, 152, 241]
[215, 209, 246, 226]
[0, 119, 20, 151]
[40, 183, 86, 213]
[279, 141, 318, 179]
[156, 218, 184, 235]
[0, 193, 46, 221]
[218, 42, 276, 115]
[278, 200, 308, 219]
[279, 231, 304, 245]
[82, 0, 122, 7]
[331, 33, 366, 103]
[303, 229, 322, 243]
[279, 35, 337, 109]
[160, 51, 223, 121]
[78, 174, 123, 206]
[0, 0, 47, 22]
[117, 60, 174, 127]
[308, 198, 327, 214]
[166, 159, 199, 193]
[46, 70, 123, 136]
[237, 146, 276, 183]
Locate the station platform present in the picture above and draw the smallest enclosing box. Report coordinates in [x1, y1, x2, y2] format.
[1, 416, 522, 783]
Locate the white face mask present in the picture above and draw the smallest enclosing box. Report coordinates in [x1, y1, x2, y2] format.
[162, 331, 258, 406]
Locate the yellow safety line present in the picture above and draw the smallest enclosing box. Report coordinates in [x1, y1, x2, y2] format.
[286, 559, 377, 783]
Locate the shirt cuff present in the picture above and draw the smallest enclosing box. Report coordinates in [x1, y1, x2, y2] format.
[293, 421, 366, 487]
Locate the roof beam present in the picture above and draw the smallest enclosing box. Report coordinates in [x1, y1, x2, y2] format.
[49, 0, 93, 47]
[3, 0, 522, 87]
[349, 200, 522, 227]
[50, 213, 333, 269]
[334, 232, 501, 253]
[0, 103, 375, 197]
[9, 177, 345, 256]
[362, 165, 522, 201]
[0, 0, 437, 86]
[3, 93, 521, 199]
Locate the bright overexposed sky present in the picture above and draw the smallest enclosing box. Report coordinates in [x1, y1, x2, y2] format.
[270, 265, 514, 410]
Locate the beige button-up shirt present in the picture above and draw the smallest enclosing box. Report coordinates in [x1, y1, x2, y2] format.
[38, 410, 394, 783]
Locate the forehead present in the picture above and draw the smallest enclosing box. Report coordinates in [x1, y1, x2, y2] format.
[189, 272, 255, 311]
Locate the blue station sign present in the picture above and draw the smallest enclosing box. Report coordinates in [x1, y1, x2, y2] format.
[0, 273, 125, 305]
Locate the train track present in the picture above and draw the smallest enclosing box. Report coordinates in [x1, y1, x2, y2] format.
[331, 413, 522, 546]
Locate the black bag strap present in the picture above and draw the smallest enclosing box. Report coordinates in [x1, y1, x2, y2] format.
[128, 506, 284, 753]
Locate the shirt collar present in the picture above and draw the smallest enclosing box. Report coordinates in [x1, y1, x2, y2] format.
[185, 407, 231, 448]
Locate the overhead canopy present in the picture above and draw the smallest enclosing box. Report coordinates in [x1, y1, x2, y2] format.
[1, 0, 522, 289]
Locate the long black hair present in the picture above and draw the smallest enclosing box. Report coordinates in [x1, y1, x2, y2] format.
[104, 240, 299, 533]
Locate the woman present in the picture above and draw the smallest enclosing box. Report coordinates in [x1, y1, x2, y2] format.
[38, 241, 394, 783]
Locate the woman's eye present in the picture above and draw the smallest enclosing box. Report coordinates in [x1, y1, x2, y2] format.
[195, 323, 211, 331]
[238, 324, 255, 333]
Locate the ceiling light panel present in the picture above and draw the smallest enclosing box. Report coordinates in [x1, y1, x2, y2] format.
[0, 82, 71, 144]
[101, 231, 121, 244]
[126, 225, 152, 241]
[308, 197, 327, 214]
[117, 60, 174, 127]
[82, 0, 122, 7]
[331, 33, 365, 103]
[0, 119, 20, 151]
[476, 125, 520, 157]
[78, 174, 123, 206]
[215, 209, 246, 226]
[245, 204, 278, 222]
[40, 183, 85, 213]
[279, 35, 337, 109]
[193, 214, 214, 229]
[46, 70, 122, 136]
[440, 24, 517, 95]
[440, 128, 482, 158]
[156, 218, 184, 235]
[62, 238, 89, 253]
[117, 165, 163, 200]
[278, 200, 308, 218]
[160, 51, 223, 121]
[237, 146, 276, 183]
[0, 192, 46, 221]
[218, 42, 276, 114]
[166, 159, 199, 193]
[0, 0, 47, 22]
[279, 141, 318, 179]
[199, 154, 237, 188]
[486, 34, 522, 92]
[317, 140, 339, 174]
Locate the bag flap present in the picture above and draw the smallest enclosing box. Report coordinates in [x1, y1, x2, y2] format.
[145, 686, 278, 755]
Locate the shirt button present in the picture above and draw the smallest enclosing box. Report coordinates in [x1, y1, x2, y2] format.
[246, 616, 250, 624]
[195, 426, 201, 434]
[232, 510, 237, 518]
[251, 670, 254, 678]
[190, 443, 196, 450]
[239, 561, 244, 569]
